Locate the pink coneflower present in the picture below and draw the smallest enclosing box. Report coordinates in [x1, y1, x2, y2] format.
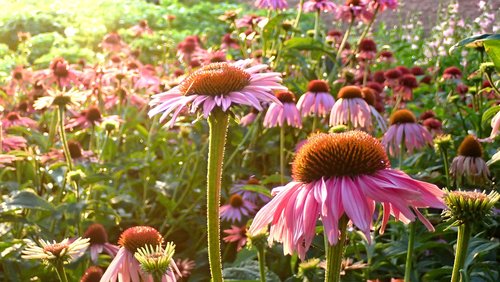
[369, 0, 398, 12]
[358, 38, 377, 61]
[82, 223, 119, 263]
[326, 30, 343, 45]
[422, 118, 442, 135]
[6, 65, 32, 96]
[264, 91, 302, 128]
[336, 0, 373, 23]
[223, 225, 248, 251]
[0, 154, 18, 168]
[148, 60, 285, 127]
[384, 69, 402, 88]
[101, 226, 177, 282]
[239, 108, 259, 126]
[394, 74, 418, 101]
[442, 66, 462, 80]
[221, 34, 239, 50]
[231, 175, 271, 203]
[419, 110, 435, 121]
[192, 49, 227, 66]
[129, 20, 153, 37]
[361, 87, 387, 131]
[378, 50, 395, 63]
[487, 110, 500, 140]
[249, 131, 445, 259]
[134, 65, 161, 93]
[37, 57, 82, 89]
[220, 194, 257, 223]
[303, 0, 337, 13]
[1, 112, 37, 129]
[329, 86, 372, 129]
[174, 258, 195, 280]
[66, 107, 102, 130]
[395, 66, 411, 75]
[382, 109, 433, 157]
[81, 266, 103, 282]
[101, 32, 128, 53]
[176, 36, 202, 64]
[235, 14, 266, 29]
[297, 80, 335, 118]
[255, 0, 289, 10]
[411, 66, 425, 76]
[450, 135, 490, 184]
[2, 135, 27, 151]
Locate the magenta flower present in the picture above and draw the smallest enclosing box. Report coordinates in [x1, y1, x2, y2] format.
[239, 108, 259, 126]
[394, 74, 418, 101]
[134, 65, 161, 94]
[1, 112, 37, 129]
[329, 86, 372, 129]
[82, 223, 119, 263]
[382, 109, 433, 157]
[450, 135, 490, 184]
[220, 194, 257, 223]
[148, 60, 286, 127]
[255, 0, 288, 10]
[297, 80, 335, 118]
[358, 38, 377, 61]
[101, 226, 178, 282]
[264, 91, 302, 128]
[336, 0, 373, 23]
[442, 66, 462, 81]
[221, 34, 240, 50]
[303, 0, 337, 13]
[223, 225, 248, 251]
[249, 131, 445, 259]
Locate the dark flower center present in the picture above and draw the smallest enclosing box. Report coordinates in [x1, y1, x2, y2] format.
[390, 109, 417, 125]
[275, 91, 296, 103]
[292, 131, 390, 183]
[411, 66, 425, 76]
[359, 39, 377, 52]
[104, 33, 121, 44]
[85, 107, 102, 123]
[444, 66, 462, 78]
[379, 50, 393, 58]
[6, 112, 20, 121]
[361, 87, 376, 106]
[399, 74, 418, 88]
[346, 0, 361, 6]
[52, 59, 69, 78]
[395, 66, 411, 75]
[307, 80, 330, 93]
[13, 71, 23, 80]
[43, 242, 69, 257]
[457, 135, 482, 158]
[229, 194, 244, 208]
[179, 62, 250, 97]
[246, 176, 260, 185]
[68, 141, 83, 159]
[337, 86, 362, 99]
[81, 266, 103, 282]
[385, 69, 402, 80]
[118, 226, 163, 253]
[83, 223, 108, 245]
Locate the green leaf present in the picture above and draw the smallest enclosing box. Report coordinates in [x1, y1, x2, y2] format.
[239, 185, 271, 198]
[223, 260, 280, 282]
[483, 39, 500, 72]
[449, 34, 500, 52]
[481, 105, 500, 128]
[0, 190, 54, 212]
[284, 37, 326, 52]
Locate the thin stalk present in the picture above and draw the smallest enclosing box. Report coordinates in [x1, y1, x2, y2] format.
[257, 247, 267, 282]
[206, 108, 229, 282]
[325, 215, 349, 282]
[293, 0, 305, 30]
[54, 262, 69, 282]
[440, 148, 452, 188]
[280, 125, 286, 185]
[485, 72, 500, 98]
[355, 5, 380, 52]
[451, 223, 472, 282]
[404, 222, 416, 282]
[335, 15, 354, 61]
[58, 105, 74, 172]
[314, 10, 321, 41]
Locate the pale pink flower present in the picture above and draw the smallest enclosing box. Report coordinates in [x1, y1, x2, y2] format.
[35, 57, 82, 89]
[176, 36, 203, 64]
[149, 60, 286, 127]
[263, 91, 302, 128]
[249, 131, 445, 259]
[297, 80, 335, 117]
[329, 86, 372, 129]
[382, 109, 433, 157]
[100, 32, 128, 53]
[134, 65, 161, 94]
[488, 110, 500, 140]
[101, 226, 178, 282]
[129, 20, 153, 37]
[255, 0, 288, 10]
[239, 108, 259, 126]
[336, 1, 373, 23]
[0, 154, 18, 167]
[2, 135, 27, 151]
[450, 135, 490, 184]
[303, 0, 337, 13]
[223, 225, 248, 251]
[220, 194, 257, 223]
[1, 112, 37, 129]
[221, 34, 240, 50]
[82, 223, 119, 263]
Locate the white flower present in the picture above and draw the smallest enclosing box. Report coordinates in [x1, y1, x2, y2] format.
[22, 237, 90, 264]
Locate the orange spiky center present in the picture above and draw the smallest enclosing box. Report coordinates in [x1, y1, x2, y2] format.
[118, 226, 163, 253]
[338, 86, 362, 99]
[68, 141, 83, 159]
[457, 135, 482, 157]
[361, 87, 376, 106]
[229, 194, 244, 208]
[85, 107, 102, 123]
[390, 109, 416, 125]
[83, 223, 108, 245]
[43, 242, 69, 257]
[81, 266, 103, 282]
[6, 112, 20, 121]
[307, 80, 330, 93]
[275, 91, 296, 103]
[292, 131, 390, 183]
[178, 62, 251, 97]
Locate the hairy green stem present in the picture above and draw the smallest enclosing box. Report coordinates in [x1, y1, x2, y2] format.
[451, 223, 472, 282]
[207, 108, 229, 282]
[325, 215, 348, 282]
[404, 222, 416, 282]
[258, 247, 267, 282]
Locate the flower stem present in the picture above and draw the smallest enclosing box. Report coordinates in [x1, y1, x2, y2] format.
[451, 223, 472, 282]
[440, 148, 452, 188]
[280, 125, 286, 185]
[314, 10, 321, 41]
[58, 105, 74, 172]
[325, 215, 348, 282]
[293, 0, 305, 30]
[404, 222, 416, 282]
[207, 108, 229, 282]
[257, 247, 267, 282]
[54, 261, 69, 282]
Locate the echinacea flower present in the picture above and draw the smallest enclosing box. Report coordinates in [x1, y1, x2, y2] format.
[22, 237, 90, 264]
[303, 0, 337, 13]
[249, 131, 445, 259]
[134, 243, 179, 281]
[1, 135, 27, 151]
[66, 107, 102, 130]
[221, 34, 240, 50]
[101, 226, 176, 282]
[382, 109, 433, 157]
[450, 135, 490, 184]
[148, 60, 286, 127]
[384, 69, 402, 88]
[239, 108, 260, 126]
[358, 38, 377, 61]
[231, 175, 270, 203]
[394, 74, 418, 101]
[1, 112, 37, 129]
[442, 66, 462, 81]
[361, 87, 387, 131]
[81, 266, 104, 282]
[263, 91, 302, 128]
[485, 109, 500, 141]
[297, 80, 335, 118]
[101, 32, 128, 53]
[329, 86, 372, 129]
[255, 0, 289, 10]
[443, 189, 499, 226]
[223, 225, 248, 251]
[35, 57, 82, 89]
[0, 154, 18, 167]
[378, 50, 395, 63]
[82, 223, 119, 263]
[129, 20, 153, 37]
[220, 194, 257, 223]
[174, 258, 195, 280]
[34, 88, 87, 110]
